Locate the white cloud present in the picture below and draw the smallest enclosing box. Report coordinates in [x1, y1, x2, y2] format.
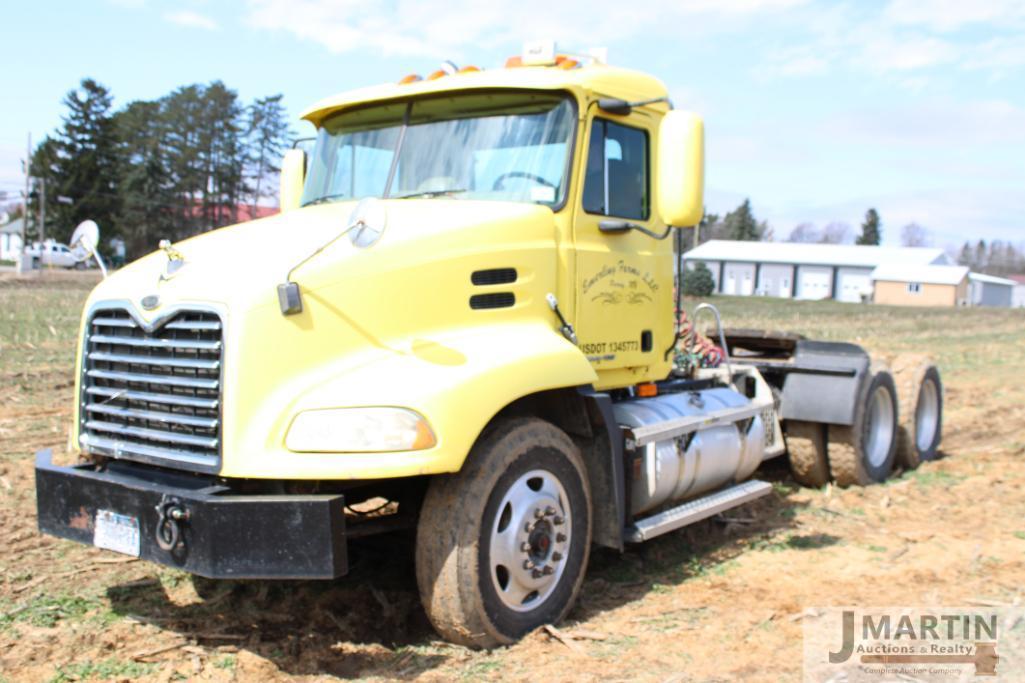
[164, 10, 218, 31]
[750, 1, 1025, 83]
[822, 99, 1025, 148]
[858, 34, 959, 72]
[884, 0, 1025, 32]
[244, 0, 809, 59]
[963, 36, 1025, 72]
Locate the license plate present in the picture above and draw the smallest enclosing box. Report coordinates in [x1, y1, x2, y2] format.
[93, 510, 141, 557]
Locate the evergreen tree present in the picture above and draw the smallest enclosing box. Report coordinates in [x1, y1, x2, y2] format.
[682, 262, 715, 296]
[974, 240, 987, 270]
[957, 241, 973, 268]
[722, 199, 762, 241]
[856, 208, 881, 245]
[113, 100, 177, 255]
[247, 94, 291, 212]
[51, 79, 120, 242]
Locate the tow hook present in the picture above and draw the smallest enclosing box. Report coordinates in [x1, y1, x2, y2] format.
[155, 496, 190, 551]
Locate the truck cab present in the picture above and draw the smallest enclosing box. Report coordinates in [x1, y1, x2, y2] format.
[37, 48, 921, 648]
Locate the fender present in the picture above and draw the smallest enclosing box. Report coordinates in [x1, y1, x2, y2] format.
[220, 321, 598, 479]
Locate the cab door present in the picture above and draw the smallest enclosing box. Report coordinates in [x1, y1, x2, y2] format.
[573, 112, 674, 387]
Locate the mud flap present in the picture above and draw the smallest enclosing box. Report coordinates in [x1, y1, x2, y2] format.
[778, 341, 870, 426]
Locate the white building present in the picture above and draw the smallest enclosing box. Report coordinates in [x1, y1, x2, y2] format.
[683, 240, 951, 303]
[0, 217, 24, 261]
[968, 272, 1017, 308]
[1010, 276, 1025, 308]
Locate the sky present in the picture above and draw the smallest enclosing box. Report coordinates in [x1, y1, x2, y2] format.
[1, 0, 1023, 249]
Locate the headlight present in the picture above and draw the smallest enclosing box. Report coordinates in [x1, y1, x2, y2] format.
[285, 407, 436, 453]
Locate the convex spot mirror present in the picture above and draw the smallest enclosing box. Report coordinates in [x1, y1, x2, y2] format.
[657, 111, 704, 228]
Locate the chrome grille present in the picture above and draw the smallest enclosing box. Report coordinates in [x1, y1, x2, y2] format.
[80, 308, 223, 473]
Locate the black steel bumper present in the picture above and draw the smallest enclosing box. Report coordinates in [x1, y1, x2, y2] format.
[35, 450, 347, 579]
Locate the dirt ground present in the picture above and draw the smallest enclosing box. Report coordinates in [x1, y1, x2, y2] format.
[2, 272, 1024, 682]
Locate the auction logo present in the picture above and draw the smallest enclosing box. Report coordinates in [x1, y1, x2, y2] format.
[803, 607, 1025, 682]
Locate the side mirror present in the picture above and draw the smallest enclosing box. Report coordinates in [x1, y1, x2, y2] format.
[279, 148, 307, 212]
[657, 111, 704, 228]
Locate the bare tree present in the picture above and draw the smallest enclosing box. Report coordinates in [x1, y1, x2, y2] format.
[901, 222, 932, 247]
[787, 222, 819, 243]
[820, 221, 851, 244]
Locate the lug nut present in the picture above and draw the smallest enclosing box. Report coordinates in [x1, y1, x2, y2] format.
[542, 566, 554, 576]
[553, 516, 565, 526]
[523, 560, 534, 570]
[532, 569, 543, 579]
[534, 507, 544, 519]
[520, 542, 531, 552]
[524, 522, 533, 532]
[556, 533, 567, 543]
[551, 551, 563, 562]
[544, 506, 556, 517]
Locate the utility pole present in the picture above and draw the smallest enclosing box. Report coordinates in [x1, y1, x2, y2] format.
[38, 176, 46, 242]
[16, 133, 30, 274]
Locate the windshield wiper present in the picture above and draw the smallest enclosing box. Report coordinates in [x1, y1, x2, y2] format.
[302, 193, 350, 207]
[394, 188, 468, 199]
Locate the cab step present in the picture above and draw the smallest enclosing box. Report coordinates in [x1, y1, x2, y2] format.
[625, 480, 773, 543]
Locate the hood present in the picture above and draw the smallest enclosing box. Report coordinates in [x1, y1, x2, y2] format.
[85, 199, 555, 316]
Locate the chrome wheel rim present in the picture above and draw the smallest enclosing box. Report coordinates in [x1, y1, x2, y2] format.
[915, 379, 940, 452]
[488, 469, 571, 612]
[866, 386, 895, 468]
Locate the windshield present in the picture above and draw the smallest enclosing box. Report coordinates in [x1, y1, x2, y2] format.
[301, 92, 576, 208]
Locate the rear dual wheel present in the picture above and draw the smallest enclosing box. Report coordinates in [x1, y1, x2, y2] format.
[829, 363, 899, 487]
[415, 418, 591, 648]
[785, 421, 830, 488]
[890, 353, 943, 469]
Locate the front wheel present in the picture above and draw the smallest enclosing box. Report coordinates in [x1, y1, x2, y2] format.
[415, 418, 592, 648]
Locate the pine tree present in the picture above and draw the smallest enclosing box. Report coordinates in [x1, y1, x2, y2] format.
[247, 95, 291, 212]
[723, 199, 761, 241]
[113, 100, 177, 255]
[856, 208, 881, 245]
[51, 79, 120, 242]
[682, 262, 715, 296]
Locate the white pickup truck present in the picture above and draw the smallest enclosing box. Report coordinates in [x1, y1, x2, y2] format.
[25, 240, 89, 269]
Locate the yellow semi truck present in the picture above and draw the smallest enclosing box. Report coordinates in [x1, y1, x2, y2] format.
[36, 47, 943, 647]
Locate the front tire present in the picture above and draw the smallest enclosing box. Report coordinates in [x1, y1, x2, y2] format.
[415, 418, 592, 648]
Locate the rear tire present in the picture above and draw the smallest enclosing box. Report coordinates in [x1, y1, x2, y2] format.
[415, 418, 591, 648]
[891, 353, 943, 469]
[829, 363, 899, 487]
[785, 421, 830, 487]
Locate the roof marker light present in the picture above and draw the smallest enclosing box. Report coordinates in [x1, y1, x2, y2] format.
[555, 55, 580, 70]
[398, 74, 422, 84]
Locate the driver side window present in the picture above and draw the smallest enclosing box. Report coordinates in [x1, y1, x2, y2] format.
[582, 119, 649, 220]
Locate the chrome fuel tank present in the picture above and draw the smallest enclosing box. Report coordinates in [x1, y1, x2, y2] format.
[613, 388, 766, 516]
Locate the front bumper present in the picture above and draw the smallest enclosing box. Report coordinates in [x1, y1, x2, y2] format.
[35, 450, 348, 579]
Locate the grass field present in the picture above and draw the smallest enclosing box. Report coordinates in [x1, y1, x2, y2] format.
[2, 272, 1024, 682]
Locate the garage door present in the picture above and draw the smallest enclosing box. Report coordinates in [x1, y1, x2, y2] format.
[723, 263, 756, 296]
[837, 269, 872, 303]
[797, 267, 832, 300]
